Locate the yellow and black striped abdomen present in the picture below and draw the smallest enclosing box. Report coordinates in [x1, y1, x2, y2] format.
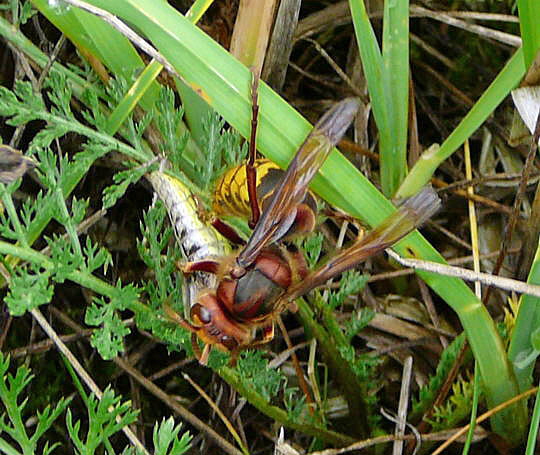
[213, 158, 282, 218]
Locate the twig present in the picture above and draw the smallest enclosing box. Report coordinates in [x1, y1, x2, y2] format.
[437, 172, 540, 193]
[418, 279, 447, 348]
[8, 32, 65, 148]
[276, 315, 316, 412]
[39, 209, 107, 257]
[268, 341, 310, 369]
[393, 357, 413, 455]
[432, 177, 515, 217]
[148, 359, 193, 382]
[59, 0, 184, 83]
[302, 38, 368, 101]
[442, 11, 518, 23]
[410, 34, 456, 70]
[386, 250, 540, 298]
[410, 5, 521, 47]
[36, 34, 66, 91]
[183, 373, 248, 454]
[8, 329, 93, 358]
[365, 247, 520, 283]
[305, 424, 486, 455]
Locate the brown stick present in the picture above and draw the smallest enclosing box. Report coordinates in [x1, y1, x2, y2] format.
[247, 68, 261, 228]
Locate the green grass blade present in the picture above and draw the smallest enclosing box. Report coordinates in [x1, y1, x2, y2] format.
[348, 0, 393, 195]
[185, 0, 215, 23]
[349, 0, 409, 196]
[525, 385, 540, 455]
[381, 0, 409, 195]
[396, 48, 526, 198]
[179, 0, 216, 149]
[508, 242, 540, 393]
[462, 363, 480, 455]
[517, 0, 540, 67]
[105, 61, 163, 135]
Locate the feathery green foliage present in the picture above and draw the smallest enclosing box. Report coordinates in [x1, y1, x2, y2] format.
[427, 374, 476, 431]
[236, 351, 285, 402]
[0, 352, 192, 454]
[0, 353, 71, 455]
[411, 334, 468, 421]
[136, 202, 192, 353]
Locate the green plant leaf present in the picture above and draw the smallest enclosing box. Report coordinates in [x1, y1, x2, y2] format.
[5, 264, 54, 316]
[153, 417, 192, 455]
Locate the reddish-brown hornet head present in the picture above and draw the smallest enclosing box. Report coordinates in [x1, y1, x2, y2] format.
[177, 293, 254, 364]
